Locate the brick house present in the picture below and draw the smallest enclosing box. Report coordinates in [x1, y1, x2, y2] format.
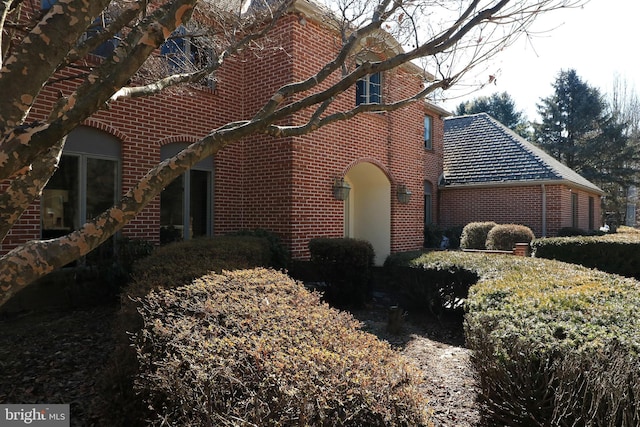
[3, 0, 445, 265]
[439, 113, 604, 237]
[6, 3, 602, 269]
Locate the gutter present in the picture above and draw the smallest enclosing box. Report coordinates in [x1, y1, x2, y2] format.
[438, 178, 605, 197]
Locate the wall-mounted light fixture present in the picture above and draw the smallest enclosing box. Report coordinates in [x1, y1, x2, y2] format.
[332, 177, 351, 201]
[397, 184, 412, 204]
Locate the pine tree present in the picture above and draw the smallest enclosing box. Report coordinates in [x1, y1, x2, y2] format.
[456, 92, 530, 138]
[534, 69, 639, 221]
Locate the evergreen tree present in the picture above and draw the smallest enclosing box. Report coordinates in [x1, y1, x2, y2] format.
[456, 92, 530, 138]
[534, 69, 639, 221]
[534, 69, 636, 183]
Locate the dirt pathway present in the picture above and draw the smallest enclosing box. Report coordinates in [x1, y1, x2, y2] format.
[354, 309, 481, 427]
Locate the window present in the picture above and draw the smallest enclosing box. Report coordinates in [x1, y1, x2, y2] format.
[43, 2, 118, 57]
[424, 116, 433, 150]
[160, 26, 215, 89]
[588, 196, 594, 230]
[41, 127, 120, 239]
[356, 71, 382, 105]
[81, 16, 120, 58]
[424, 181, 433, 225]
[160, 144, 214, 243]
[571, 192, 579, 228]
[161, 26, 212, 70]
[41, 0, 55, 10]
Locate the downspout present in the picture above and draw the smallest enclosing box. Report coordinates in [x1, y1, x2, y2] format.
[541, 183, 547, 237]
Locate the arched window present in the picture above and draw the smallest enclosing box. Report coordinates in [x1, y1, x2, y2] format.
[160, 144, 214, 243]
[41, 127, 121, 239]
[424, 180, 433, 225]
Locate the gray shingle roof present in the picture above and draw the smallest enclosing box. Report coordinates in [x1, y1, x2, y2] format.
[442, 113, 604, 194]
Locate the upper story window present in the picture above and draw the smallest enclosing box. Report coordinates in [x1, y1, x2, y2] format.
[161, 26, 212, 71]
[160, 26, 215, 89]
[356, 71, 382, 106]
[41, 0, 55, 10]
[42, 1, 118, 58]
[424, 115, 433, 150]
[81, 16, 119, 58]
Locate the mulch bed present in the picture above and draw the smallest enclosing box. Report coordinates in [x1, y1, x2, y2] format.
[0, 305, 117, 426]
[0, 302, 480, 426]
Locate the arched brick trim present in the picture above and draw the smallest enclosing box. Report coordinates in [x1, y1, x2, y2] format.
[81, 119, 129, 143]
[343, 158, 395, 184]
[156, 135, 202, 148]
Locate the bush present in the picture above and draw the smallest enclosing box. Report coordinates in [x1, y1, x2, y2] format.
[227, 228, 291, 269]
[100, 236, 273, 426]
[383, 251, 477, 314]
[443, 226, 464, 249]
[423, 223, 443, 248]
[557, 226, 588, 237]
[308, 237, 374, 308]
[485, 224, 535, 251]
[135, 268, 431, 426]
[460, 221, 497, 250]
[412, 251, 640, 426]
[532, 235, 640, 279]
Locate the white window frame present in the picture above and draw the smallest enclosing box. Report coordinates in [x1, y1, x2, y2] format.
[424, 115, 433, 150]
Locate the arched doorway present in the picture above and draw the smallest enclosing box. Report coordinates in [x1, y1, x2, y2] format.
[344, 162, 391, 265]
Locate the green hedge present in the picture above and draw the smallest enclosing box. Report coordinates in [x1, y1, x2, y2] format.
[411, 251, 640, 426]
[101, 236, 273, 425]
[226, 228, 291, 269]
[383, 251, 477, 314]
[134, 268, 430, 426]
[532, 230, 640, 279]
[308, 237, 374, 308]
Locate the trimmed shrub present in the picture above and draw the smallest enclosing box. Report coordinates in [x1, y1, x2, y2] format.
[412, 251, 640, 426]
[485, 224, 535, 251]
[443, 226, 464, 249]
[460, 221, 497, 250]
[227, 228, 291, 269]
[532, 231, 640, 279]
[383, 251, 476, 314]
[423, 223, 443, 248]
[308, 237, 375, 308]
[557, 226, 588, 237]
[135, 268, 431, 426]
[100, 236, 273, 426]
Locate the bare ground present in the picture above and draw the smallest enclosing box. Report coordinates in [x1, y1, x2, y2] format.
[353, 308, 481, 427]
[0, 304, 479, 426]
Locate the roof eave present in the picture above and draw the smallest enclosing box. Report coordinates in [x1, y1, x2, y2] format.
[439, 179, 606, 196]
[292, 0, 435, 81]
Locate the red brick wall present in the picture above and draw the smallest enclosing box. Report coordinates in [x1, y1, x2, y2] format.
[2, 12, 435, 261]
[439, 183, 602, 237]
[425, 106, 445, 224]
[1, 53, 245, 253]
[214, 15, 432, 260]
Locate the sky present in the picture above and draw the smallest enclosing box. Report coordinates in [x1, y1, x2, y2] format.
[439, 0, 640, 121]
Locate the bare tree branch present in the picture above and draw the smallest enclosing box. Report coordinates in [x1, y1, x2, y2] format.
[0, 0, 590, 305]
